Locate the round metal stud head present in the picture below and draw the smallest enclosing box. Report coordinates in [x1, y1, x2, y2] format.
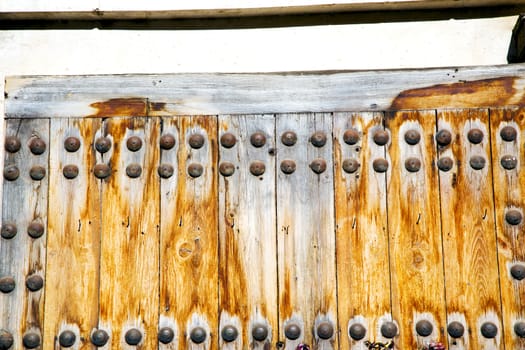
[26, 275, 43, 292]
[30, 166, 46, 181]
[0, 329, 14, 350]
[469, 156, 486, 170]
[415, 320, 433, 337]
[280, 160, 296, 175]
[95, 137, 112, 153]
[373, 158, 389, 173]
[91, 329, 109, 346]
[447, 321, 465, 338]
[22, 333, 40, 349]
[59, 330, 76, 348]
[189, 134, 205, 149]
[310, 158, 327, 174]
[158, 164, 174, 179]
[510, 264, 525, 280]
[480, 322, 498, 338]
[190, 327, 207, 344]
[506, 209, 523, 225]
[500, 126, 518, 142]
[436, 129, 452, 147]
[343, 158, 360, 174]
[160, 134, 176, 150]
[158, 327, 174, 344]
[251, 324, 268, 341]
[221, 325, 239, 342]
[29, 138, 46, 155]
[467, 128, 484, 144]
[1, 223, 17, 239]
[0, 276, 15, 294]
[188, 163, 204, 178]
[63, 165, 79, 179]
[64, 137, 81, 152]
[125, 328, 142, 345]
[220, 133, 237, 148]
[405, 157, 421, 173]
[93, 164, 111, 179]
[317, 322, 334, 340]
[3, 165, 19, 181]
[27, 221, 45, 239]
[514, 321, 525, 338]
[343, 129, 360, 145]
[310, 132, 327, 147]
[281, 131, 297, 146]
[126, 163, 142, 178]
[219, 162, 236, 177]
[349, 323, 366, 340]
[4, 136, 21, 153]
[126, 136, 143, 152]
[404, 130, 421, 145]
[373, 130, 390, 146]
[284, 324, 301, 340]
[250, 132, 266, 148]
[437, 157, 454, 172]
[380, 322, 398, 338]
[501, 155, 518, 170]
[250, 161, 266, 176]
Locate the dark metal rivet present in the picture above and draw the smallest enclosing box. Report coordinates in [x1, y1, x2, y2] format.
[26, 275, 43, 292]
[1, 223, 17, 239]
[91, 329, 109, 346]
[188, 163, 204, 178]
[436, 130, 452, 147]
[342, 158, 360, 174]
[310, 132, 327, 147]
[437, 157, 454, 172]
[93, 164, 111, 179]
[126, 136, 143, 152]
[469, 156, 486, 170]
[220, 133, 237, 148]
[250, 132, 266, 148]
[30, 166, 46, 181]
[501, 155, 518, 170]
[0, 276, 15, 294]
[280, 160, 296, 174]
[0, 329, 14, 350]
[380, 322, 398, 338]
[514, 321, 525, 338]
[373, 130, 390, 146]
[126, 163, 142, 178]
[59, 330, 76, 348]
[125, 329, 142, 345]
[95, 137, 112, 153]
[373, 158, 389, 173]
[310, 159, 327, 174]
[158, 164, 174, 179]
[190, 327, 207, 344]
[22, 333, 40, 349]
[4, 136, 21, 153]
[29, 138, 46, 155]
[349, 323, 366, 340]
[467, 128, 484, 144]
[284, 324, 301, 340]
[3, 165, 19, 181]
[480, 322, 498, 338]
[405, 157, 421, 172]
[281, 131, 297, 146]
[510, 264, 525, 280]
[158, 327, 175, 344]
[160, 134, 176, 150]
[250, 161, 266, 176]
[447, 321, 465, 338]
[63, 165, 79, 179]
[415, 320, 433, 337]
[189, 134, 205, 149]
[317, 322, 334, 340]
[501, 126, 518, 142]
[404, 130, 421, 145]
[343, 129, 360, 145]
[251, 324, 268, 341]
[219, 162, 235, 177]
[221, 325, 239, 342]
[64, 137, 81, 152]
[506, 209, 523, 225]
[27, 221, 45, 239]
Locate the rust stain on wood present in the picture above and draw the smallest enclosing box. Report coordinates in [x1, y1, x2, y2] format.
[89, 98, 147, 117]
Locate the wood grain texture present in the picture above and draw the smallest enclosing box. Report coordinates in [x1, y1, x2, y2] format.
[44, 118, 101, 350]
[385, 110, 446, 349]
[98, 117, 160, 350]
[218, 115, 277, 350]
[159, 116, 218, 350]
[0, 119, 49, 349]
[437, 109, 502, 350]
[490, 107, 525, 350]
[277, 113, 337, 350]
[333, 112, 391, 350]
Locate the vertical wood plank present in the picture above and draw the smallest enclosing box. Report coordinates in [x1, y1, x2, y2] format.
[437, 109, 503, 350]
[0, 119, 49, 350]
[490, 107, 525, 350]
[385, 110, 446, 349]
[99, 117, 160, 350]
[277, 113, 337, 350]
[333, 112, 391, 350]
[159, 116, 218, 350]
[44, 118, 101, 350]
[218, 115, 277, 350]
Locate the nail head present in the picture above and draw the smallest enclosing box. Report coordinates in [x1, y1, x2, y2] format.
[221, 325, 239, 342]
[126, 136, 143, 152]
[501, 126, 518, 142]
[343, 129, 360, 145]
[480, 322, 498, 338]
[125, 329, 142, 345]
[188, 163, 204, 178]
[280, 160, 296, 174]
[63, 165, 79, 179]
[64, 137, 81, 152]
[380, 322, 398, 338]
[349, 323, 366, 340]
[220, 133, 237, 148]
[158, 164, 174, 179]
[373, 158, 389, 173]
[447, 321, 465, 338]
[0, 276, 15, 294]
[415, 320, 433, 337]
[158, 327, 175, 344]
[190, 327, 207, 344]
[310, 132, 327, 147]
[281, 131, 297, 146]
[373, 130, 389, 146]
[1, 223, 17, 239]
[3, 165, 19, 181]
[310, 158, 327, 174]
[27, 221, 45, 239]
[250, 161, 266, 176]
[26, 275, 43, 292]
[284, 324, 301, 340]
[91, 329, 109, 346]
[22, 333, 40, 349]
[4, 136, 21, 153]
[404, 129, 421, 145]
[29, 138, 46, 155]
[467, 128, 484, 144]
[160, 134, 176, 150]
[59, 330, 76, 348]
[250, 132, 266, 148]
[189, 134, 205, 149]
[95, 137, 112, 153]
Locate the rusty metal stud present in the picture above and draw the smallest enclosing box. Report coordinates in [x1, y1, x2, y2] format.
[4, 136, 21, 153]
[0, 276, 15, 294]
[250, 132, 266, 148]
[221, 325, 239, 342]
[93, 164, 111, 179]
[501, 126, 518, 142]
[343, 129, 360, 145]
[251, 324, 268, 341]
[30, 166, 46, 181]
[511, 264, 525, 280]
[501, 155, 518, 170]
[189, 134, 205, 149]
[29, 138, 46, 155]
[435, 130, 452, 147]
[91, 329, 109, 346]
[26, 275, 43, 292]
[125, 329, 142, 345]
[126, 163, 142, 178]
[373, 158, 389, 173]
[220, 133, 237, 148]
[310, 159, 327, 174]
[380, 322, 397, 338]
[158, 164, 174, 179]
[188, 163, 204, 178]
[281, 131, 297, 146]
[447, 321, 465, 338]
[64, 137, 81, 152]
[343, 158, 360, 174]
[1, 223, 17, 239]
[59, 330, 76, 348]
[405, 157, 421, 173]
[467, 128, 484, 144]
[506, 209, 523, 225]
[160, 134, 176, 150]
[190, 327, 207, 344]
[373, 130, 389, 146]
[158, 327, 175, 344]
[514, 321, 525, 338]
[280, 160, 296, 174]
[310, 132, 327, 147]
[0, 329, 14, 350]
[22, 333, 40, 349]
[404, 130, 421, 145]
[219, 162, 236, 177]
[63, 165, 79, 179]
[349, 323, 366, 340]
[469, 156, 486, 170]
[480, 322, 497, 338]
[126, 136, 143, 152]
[3, 165, 19, 181]
[95, 137, 112, 153]
[415, 320, 433, 337]
[437, 157, 454, 172]
[250, 161, 266, 176]
[284, 324, 301, 340]
[27, 221, 44, 239]
[317, 322, 334, 340]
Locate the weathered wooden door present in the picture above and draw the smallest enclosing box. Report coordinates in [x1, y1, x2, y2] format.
[1, 66, 525, 350]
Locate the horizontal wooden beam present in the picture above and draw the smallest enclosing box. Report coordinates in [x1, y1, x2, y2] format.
[6, 63, 525, 118]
